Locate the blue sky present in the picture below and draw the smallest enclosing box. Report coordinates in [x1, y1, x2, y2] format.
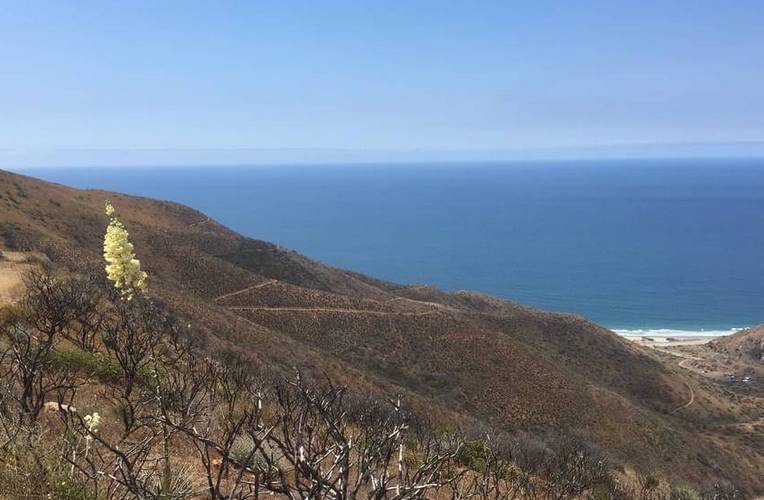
[2, 1, 764, 165]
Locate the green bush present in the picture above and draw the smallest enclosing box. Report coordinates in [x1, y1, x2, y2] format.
[0, 428, 96, 500]
[50, 348, 122, 385]
[230, 435, 281, 473]
[49, 477, 98, 500]
[230, 434, 258, 467]
[671, 484, 700, 500]
[455, 440, 492, 472]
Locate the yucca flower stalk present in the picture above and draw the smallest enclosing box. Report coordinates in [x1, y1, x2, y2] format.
[71, 412, 102, 477]
[83, 411, 101, 457]
[103, 202, 147, 300]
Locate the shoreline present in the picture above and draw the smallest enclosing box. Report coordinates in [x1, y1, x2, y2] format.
[611, 328, 745, 347]
[621, 334, 718, 347]
[612, 328, 743, 337]
[612, 327, 744, 347]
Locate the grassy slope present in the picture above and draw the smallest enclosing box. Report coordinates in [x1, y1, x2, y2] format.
[1, 168, 761, 492]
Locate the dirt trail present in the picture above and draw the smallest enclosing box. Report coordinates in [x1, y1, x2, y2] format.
[0, 251, 38, 305]
[711, 415, 764, 430]
[227, 306, 437, 317]
[216, 281, 453, 316]
[670, 382, 695, 415]
[677, 357, 696, 369]
[385, 296, 455, 311]
[653, 348, 702, 362]
[656, 348, 708, 375]
[656, 348, 699, 414]
[214, 280, 278, 302]
[189, 215, 211, 228]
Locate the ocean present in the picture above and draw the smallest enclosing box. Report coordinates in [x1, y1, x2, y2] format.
[18, 158, 764, 335]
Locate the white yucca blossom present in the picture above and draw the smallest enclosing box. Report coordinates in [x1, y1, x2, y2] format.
[83, 412, 101, 433]
[83, 412, 101, 445]
[104, 202, 147, 300]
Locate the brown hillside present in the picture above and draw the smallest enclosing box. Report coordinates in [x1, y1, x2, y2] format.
[713, 324, 764, 364]
[1, 167, 762, 494]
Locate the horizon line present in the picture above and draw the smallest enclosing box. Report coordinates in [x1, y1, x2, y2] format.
[3, 141, 764, 168]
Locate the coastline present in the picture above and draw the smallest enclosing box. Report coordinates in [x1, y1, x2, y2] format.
[620, 334, 718, 347]
[613, 327, 744, 347]
[17, 162, 764, 336]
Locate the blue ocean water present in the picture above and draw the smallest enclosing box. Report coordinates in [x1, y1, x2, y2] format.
[18, 159, 764, 334]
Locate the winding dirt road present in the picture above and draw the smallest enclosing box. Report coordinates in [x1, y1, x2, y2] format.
[670, 381, 695, 415]
[226, 306, 437, 317]
[214, 280, 278, 302]
[655, 349, 699, 414]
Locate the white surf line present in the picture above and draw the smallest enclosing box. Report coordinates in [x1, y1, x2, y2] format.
[612, 328, 744, 337]
[214, 280, 278, 302]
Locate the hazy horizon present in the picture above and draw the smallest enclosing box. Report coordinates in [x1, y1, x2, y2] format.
[5, 141, 764, 169]
[3, 1, 763, 158]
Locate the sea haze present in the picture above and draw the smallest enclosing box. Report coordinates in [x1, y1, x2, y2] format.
[20, 159, 764, 335]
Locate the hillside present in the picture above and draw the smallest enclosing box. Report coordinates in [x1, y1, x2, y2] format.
[713, 325, 764, 365]
[1, 167, 762, 495]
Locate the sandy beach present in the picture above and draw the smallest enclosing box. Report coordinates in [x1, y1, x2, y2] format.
[621, 334, 717, 347]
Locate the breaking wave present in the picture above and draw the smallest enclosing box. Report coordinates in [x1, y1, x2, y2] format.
[612, 328, 745, 337]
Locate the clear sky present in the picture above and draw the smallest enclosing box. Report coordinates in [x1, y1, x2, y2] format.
[2, 1, 764, 165]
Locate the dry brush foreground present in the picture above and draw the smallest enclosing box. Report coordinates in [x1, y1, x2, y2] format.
[0, 270, 744, 499]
